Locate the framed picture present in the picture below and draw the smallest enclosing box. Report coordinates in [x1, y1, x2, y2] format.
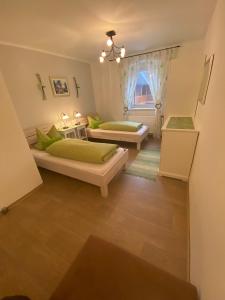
[50, 77, 70, 96]
[197, 54, 214, 104]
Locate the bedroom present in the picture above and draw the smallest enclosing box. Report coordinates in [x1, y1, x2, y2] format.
[0, 0, 225, 299]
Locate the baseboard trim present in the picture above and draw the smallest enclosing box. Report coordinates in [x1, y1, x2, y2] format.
[0, 183, 43, 215]
[158, 171, 188, 182]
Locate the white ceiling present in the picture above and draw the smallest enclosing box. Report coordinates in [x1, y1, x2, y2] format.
[0, 0, 216, 62]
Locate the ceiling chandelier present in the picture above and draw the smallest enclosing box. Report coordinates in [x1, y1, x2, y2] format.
[99, 30, 125, 64]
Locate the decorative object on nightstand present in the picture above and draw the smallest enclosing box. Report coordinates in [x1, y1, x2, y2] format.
[75, 124, 88, 140]
[74, 111, 81, 125]
[60, 112, 70, 129]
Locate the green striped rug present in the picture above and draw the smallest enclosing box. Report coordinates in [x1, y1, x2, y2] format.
[125, 149, 160, 180]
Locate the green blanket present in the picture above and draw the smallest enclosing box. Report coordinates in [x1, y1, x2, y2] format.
[99, 121, 142, 132]
[46, 139, 118, 164]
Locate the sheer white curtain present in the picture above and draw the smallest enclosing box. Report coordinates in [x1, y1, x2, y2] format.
[121, 48, 174, 137]
[143, 49, 173, 138]
[121, 57, 140, 119]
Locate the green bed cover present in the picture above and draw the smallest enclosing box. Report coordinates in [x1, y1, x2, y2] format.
[46, 139, 118, 164]
[99, 121, 142, 132]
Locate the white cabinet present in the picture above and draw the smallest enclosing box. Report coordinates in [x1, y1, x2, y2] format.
[159, 116, 199, 181]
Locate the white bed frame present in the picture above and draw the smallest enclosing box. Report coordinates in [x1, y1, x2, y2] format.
[24, 124, 128, 198]
[87, 125, 149, 151]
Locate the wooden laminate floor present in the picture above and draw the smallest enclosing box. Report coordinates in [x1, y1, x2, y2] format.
[0, 137, 188, 300]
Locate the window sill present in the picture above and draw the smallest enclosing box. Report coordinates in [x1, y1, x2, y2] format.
[128, 107, 155, 112]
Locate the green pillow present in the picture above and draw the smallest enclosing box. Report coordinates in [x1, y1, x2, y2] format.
[95, 115, 102, 121]
[34, 129, 54, 150]
[87, 115, 103, 129]
[47, 125, 63, 140]
[34, 126, 62, 150]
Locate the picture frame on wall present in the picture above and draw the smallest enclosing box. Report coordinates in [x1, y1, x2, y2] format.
[197, 54, 214, 105]
[50, 77, 70, 97]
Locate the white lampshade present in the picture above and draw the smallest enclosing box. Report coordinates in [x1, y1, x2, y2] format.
[101, 51, 106, 57]
[60, 112, 70, 129]
[75, 112, 81, 118]
[107, 38, 113, 47]
[61, 113, 69, 120]
[120, 47, 125, 58]
[99, 56, 104, 63]
[116, 57, 121, 63]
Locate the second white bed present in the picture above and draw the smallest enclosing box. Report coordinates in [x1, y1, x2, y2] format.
[87, 125, 149, 150]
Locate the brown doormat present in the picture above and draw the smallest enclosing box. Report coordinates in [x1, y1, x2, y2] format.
[50, 235, 197, 300]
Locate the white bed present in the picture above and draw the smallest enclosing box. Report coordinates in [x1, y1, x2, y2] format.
[87, 125, 149, 151]
[24, 124, 128, 198]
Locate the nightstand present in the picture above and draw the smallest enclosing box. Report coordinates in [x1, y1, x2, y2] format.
[57, 124, 88, 140]
[74, 124, 88, 140]
[57, 126, 77, 139]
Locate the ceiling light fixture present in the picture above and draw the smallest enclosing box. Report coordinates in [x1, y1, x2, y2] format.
[99, 30, 125, 64]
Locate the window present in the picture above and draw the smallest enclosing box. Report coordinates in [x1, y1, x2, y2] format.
[132, 71, 154, 109]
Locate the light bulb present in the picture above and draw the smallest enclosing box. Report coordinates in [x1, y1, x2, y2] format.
[116, 57, 120, 63]
[107, 38, 113, 47]
[99, 56, 104, 63]
[62, 113, 69, 120]
[120, 47, 125, 58]
[75, 112, 81, 118]
[101, 50, 106, 57]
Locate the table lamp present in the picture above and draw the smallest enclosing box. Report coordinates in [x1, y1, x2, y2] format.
[60, 112, 70, 129]
[74, 111, 81, 125]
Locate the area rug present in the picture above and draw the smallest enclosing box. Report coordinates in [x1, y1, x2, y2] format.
[125, 149, 160, 180]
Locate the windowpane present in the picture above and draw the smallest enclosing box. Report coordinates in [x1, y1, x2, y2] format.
[133, 71, 154, 108]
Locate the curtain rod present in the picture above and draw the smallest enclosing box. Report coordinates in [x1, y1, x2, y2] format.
[122, 45, 181, 59]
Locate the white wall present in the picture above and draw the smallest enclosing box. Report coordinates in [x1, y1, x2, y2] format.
[91, 41, 204, 126]
[189, 0, 225, 299]
[165, 40, 204, 119]
[0, 45, 95, 128]
[0, 72, 42, 209]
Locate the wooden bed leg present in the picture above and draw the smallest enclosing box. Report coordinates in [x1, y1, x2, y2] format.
[100, 185, 108, 198]
[137, 142, 141, 151]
